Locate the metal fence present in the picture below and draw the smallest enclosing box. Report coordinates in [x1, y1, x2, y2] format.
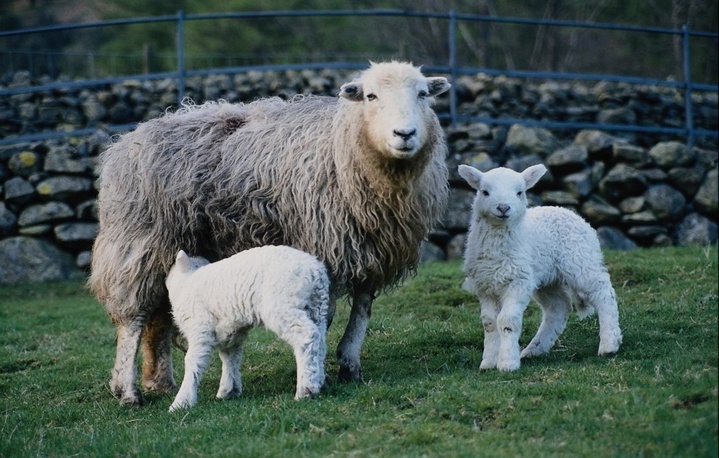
[1, 9, 717, 148]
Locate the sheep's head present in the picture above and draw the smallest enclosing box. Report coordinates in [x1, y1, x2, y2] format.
[339, 61, 450, 160]
[458, 164, 547, 226]
[166, 250, 210, 287]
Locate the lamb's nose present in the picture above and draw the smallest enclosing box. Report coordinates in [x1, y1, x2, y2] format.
[393, 128, 416, 140]
[497, 204, 510, 215]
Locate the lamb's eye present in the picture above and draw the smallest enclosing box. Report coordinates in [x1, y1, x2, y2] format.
[517, 191, 523, 197]
[418, 90, 428, 98]
[366, 93, 377, 101]
[482, 190, 490, 197]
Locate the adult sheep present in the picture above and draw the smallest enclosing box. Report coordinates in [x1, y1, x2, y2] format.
[90, 61, 451, 406]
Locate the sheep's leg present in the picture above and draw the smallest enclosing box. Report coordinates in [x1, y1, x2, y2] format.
[337, 291, 373, 382]
[479, 299, 501, 370]
[270, 310, 327, 399]
[141, 309, 177, 394]
[216, 331, 248, 400]
[169, 338, 214, 412]
[521, 286, 572, 359]
[110, 320, 144, 406]
[496, 289, 532, 372]
[581, 277, 622, 356]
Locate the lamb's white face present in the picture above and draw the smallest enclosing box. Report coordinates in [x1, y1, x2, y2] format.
[458, 164, 547, 226]
[339, 62, 450, 159]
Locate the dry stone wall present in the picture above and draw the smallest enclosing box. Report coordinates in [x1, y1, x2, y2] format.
[0, 70, 717, 284]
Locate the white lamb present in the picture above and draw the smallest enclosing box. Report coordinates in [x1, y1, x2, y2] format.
[165, 245, 330, 412]
[458, 163, 622, 372]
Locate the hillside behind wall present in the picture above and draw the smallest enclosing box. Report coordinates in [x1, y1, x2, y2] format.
[0, 70, 717, 284]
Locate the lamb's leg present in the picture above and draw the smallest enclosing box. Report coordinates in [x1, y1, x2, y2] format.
[270, 310, 327, 399]
[521, 285, 572, 359]
[216, 331, 248, 400]
[337, 291, 373, 382]
[110, 320, 144, 406]
[581, 276, 622, 356]
[496, 289, 532, 372]
[479, 299, 501, 370]
[169, 338, 213, 412]
[141, 308, 177, 394]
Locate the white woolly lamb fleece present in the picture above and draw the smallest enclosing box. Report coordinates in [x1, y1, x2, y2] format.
[165, 245, 330, 411]
[458, 164, 622, 372]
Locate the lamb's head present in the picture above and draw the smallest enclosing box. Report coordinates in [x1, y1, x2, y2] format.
[165, 250, 210, 289]
[458, 164, 547, 226]
[339, 61, 450, 160]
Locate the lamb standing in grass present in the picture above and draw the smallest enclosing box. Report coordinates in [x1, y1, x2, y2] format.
[458, 164, 622, 372]
[165, 246, 330, 411]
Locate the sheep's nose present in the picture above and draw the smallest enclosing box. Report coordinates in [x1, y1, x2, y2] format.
[497, 204, 510, 215]
[393, 128, 417, 140]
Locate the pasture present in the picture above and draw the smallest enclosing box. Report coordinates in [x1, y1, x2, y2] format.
[1, 246, 717, 457]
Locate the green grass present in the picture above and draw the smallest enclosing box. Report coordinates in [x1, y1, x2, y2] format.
[1, 246, 717, 457]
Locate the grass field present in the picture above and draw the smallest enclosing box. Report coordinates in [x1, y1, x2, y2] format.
[1, 246, 717, 457]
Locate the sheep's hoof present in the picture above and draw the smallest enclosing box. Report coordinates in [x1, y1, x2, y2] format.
[338, 364, 363, 383]
[142, 379, 178, 394]
[112, 387, 145, 407]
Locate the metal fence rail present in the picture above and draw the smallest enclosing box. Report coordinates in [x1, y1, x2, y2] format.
[1, 9, 717, 148]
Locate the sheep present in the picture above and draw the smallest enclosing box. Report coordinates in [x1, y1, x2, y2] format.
[165, 246, 330, 411]
[457, 163, 622, 372]
[89, 61, 451, 405]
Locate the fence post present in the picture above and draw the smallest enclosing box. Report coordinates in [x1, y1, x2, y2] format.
[681, 25, 695, 150]
[449, 9, 458, 128]
[177, 10, 186, 104]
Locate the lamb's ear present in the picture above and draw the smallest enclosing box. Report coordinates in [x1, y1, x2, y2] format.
[522, 164, 548, 190]
[458, 164, 483, 190]
[339, 82, 364, 102]
[426, 77, 451, 96]
[175, 250, 190, 268]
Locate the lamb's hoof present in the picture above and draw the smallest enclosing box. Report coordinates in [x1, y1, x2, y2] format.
[294, 386, 321, 400]
[216, 388, 242, 400]
[520, 347, 544, 359]
[497, 360, 521, 372]
[338, 364, 363, 383]
[598, 336, 622, 356]
[479, 360, 497, 370]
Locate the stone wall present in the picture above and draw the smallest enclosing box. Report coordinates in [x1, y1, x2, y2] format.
[0, 69, 717, 284]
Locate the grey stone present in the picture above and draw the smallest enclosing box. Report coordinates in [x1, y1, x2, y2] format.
[598, 164, 648, 202]
[596, 226, 638, 250]
[505, 124, 559, 157]
[668, 167, 704, 197]
[420, 241, 446, 263]
[54, 222, 99, 244]
[0, 202, 17, 237]
[619, 196, 645, 214]
[18, 202, 75, 226]
[446, 233, 467, 260]
[443, 188, 475, 231]
[621, 210, 658, 224]
[613, 143, 651, 167]
[546, 144, 588, 174]
[580, 196, 622, 225]
[44, 145, 95, 174]
[644, 184, 686, 222]
[8, 150, 42, 177]
[648, 141, 695, 168]
[563, 171, 594, 198]
[76, 250, 93, 269]
[4, 176, 36, 204]
[35, 176, 93, 201]
[18, 225, 53, 236]
[573, 130, 618, 155]
[0, 236, 82, 285]
[675, 213, 718, 246]
[540, 191, 579, 206]
[693, 168, 718, 218]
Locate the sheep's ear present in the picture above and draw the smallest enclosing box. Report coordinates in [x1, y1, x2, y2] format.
[176, 250, 190, 268]
[339, 82, 364, 102]
[522, 164, 547, 189]
[426, 77, 451, 96]
[458, 164, 483, 190]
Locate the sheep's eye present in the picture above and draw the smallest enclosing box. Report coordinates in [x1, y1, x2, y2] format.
[366, 93, 377, 101]
[517, 191, 523, 197]
[482, 190, 490, 197]
[418, 90, 428, 98]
